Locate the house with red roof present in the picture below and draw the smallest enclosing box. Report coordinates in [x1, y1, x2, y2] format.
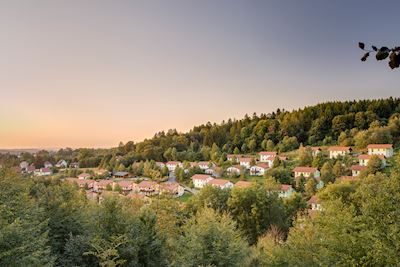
[208, 178, 233, 189]
[226, 165, 241, 176]
[191, 174, 214, 189]
[115, 180, 138, 193]
[293, 166, 320, 179]
[328, 146, 352, 159]
[227, 154, 242, 163]
[34, 167, 52, 176]
[239, 157, 253, 169]
[250, 162, 269, 176]
[138, 180, 159, 196]
[308, 195, 322, 211]
[358, 154, 386, 167]
[259, 151, 278, 162]
[166, 161, 183, 172]
[311, 147, 322, 157]
[95, 179, 114, 191]
[279, 184, 294, 198]
[351, 165, 367, 176]
[367, 144, 394, 158]
[160, 182, 184, 197]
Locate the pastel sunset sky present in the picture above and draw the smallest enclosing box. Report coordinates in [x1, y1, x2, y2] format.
[1, 0, 399, 149]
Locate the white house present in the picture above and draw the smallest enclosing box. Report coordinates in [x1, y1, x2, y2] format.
[351, 165, 367, 176]
[358, 154, 386, 167]
[293, 166, 320, 179]
[191, 174, 214, 189]
[55, 160, 68, 168]
[19, 161, 29, 171]
[208, 179, 234, 189]
[138, 180, 159, 196]
[250, 163, 269, 176]
[328, 146, 352, 159]
[227, 154, 242, 163]
[198, 161, 214, 170]
[279, 184, 294, 198]
[367, 144, 394, 158]
[34, 167, 52, 176]
[308, 195, 322, 211]
[259, 151, 277, 162]
[166, 161, 182, 172]
[44, 161, 53, 169]
[311, 147, 322, 157]
[239, 157, 253, 169]
[227, 165, 241, 176]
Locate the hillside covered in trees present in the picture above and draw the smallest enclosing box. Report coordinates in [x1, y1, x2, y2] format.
[2, 98, 399, 171]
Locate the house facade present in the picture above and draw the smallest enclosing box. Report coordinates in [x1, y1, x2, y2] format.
[328, 146, 351, 159]
[351, 165, 367, 176]
[279, 184, 294, 198]
[367, 144, 394, 158]
[358, 154, 386, 167]
[239, 157, 253, 169]
[208, 179, 234, 189]
[259, 151, 277, 162]
[293, 167, 320, 179]
[250, 163, 269, 176]
[191, 174, 214, 189]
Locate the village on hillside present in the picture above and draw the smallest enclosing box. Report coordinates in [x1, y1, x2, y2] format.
[7, 143, 395, 214]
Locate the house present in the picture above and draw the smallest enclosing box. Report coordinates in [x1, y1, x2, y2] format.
[328, 146, 352, 159]
[155, 162, 166, 169]
[78, 173, 91, 180]
[66, 178, 96, 189]
[19, 161, 29, 171]
[113, 171, 129, 178]
[351, 165, 367, 176]
[226, 165, 241, 176]
[293, 167, 320, 179]
[208, 179, 234, 189]
[250, 163, 269, 176]
[239, 157, 253, 169]
[115, 180, 138, 193]
[34, 167, 52, 176]
[259, 151, 277, 162]
[204, 167, 217, 176]
[44, 161, 53, 169]
[55, 160, 68, 168]
[166, 161, 182, 172]
[234, 180, 253, 189]
[367, 144, 394, 158]
[279, 184, 294, 198]
[191, 174, 214, 189]
[308, 195, 322, 211]
[26, 164, 36, 174]
[358, 154, 386, 167]
[227, 154, 242, 163]
[311, 147, 322, 157]
[198, 161, 214, 170]
[95, 179, 114, 191]
[70, 162, 79, 169]
[138, 180, 159, 196]
[160, 182, 185, 197]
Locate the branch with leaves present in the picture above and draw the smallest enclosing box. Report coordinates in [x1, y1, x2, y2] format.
[359, 42, 400, 69]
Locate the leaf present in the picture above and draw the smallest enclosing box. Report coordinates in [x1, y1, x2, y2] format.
[388, 52, 400, 69]
[376, 47, 390, 61]
[358, 42, 365, 50]
[361, 52, 369, 61]
[372, 46, 377, 51]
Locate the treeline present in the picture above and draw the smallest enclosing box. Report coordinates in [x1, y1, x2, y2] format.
[1, 155, 400, 266]
[2, 98, 399, 171]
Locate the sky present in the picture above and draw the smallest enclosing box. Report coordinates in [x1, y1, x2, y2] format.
[0, 0, 399, 149]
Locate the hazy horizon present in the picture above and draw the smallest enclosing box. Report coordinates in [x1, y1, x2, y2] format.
[1, 1, 399, 149]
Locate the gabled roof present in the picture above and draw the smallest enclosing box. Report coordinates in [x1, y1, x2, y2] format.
[239, 157, 253, 162]
[367, 144, 393, 149]
[166, 161, 181, 165]
[293, 166, 317, 173]
[308, 195, 319, 205]
[116, 180, 135, 188]
[252, 162, 269, 169]
[97, 179, 113, 186]
[311, 147, 322, 151]
[138, 180, 157, 189]
[208, 179, 231, 186]
[191, 174, 213, 181]
[280, 184, 292, 192]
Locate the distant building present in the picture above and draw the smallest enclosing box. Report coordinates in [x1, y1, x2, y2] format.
[70, 162, 79, 169]
[55, 160, 68, 168]
[311, 147, 322, 157]
[238, 157, 253, 169]
[138, 180, 159, 196]
[78, 173, 91, 180]
[367, 144, 394, 158]
[259, 151, 277, 162]
[34, 167, 52, 176]
[227, 154, 242, 163]
[358, 154, 386, 167]
[328, 146, 352, 159]
[351, 165, 367, 176]
[160, 182, 185, 197]
[293, 166, 320, 179]
[166, 161, 182, 172]
[279, 184, 294, 198]
[308, 195, 322, 211]
[113, 171, 129, 178]
[191, 174, 214, 189]
[226, 165, 241, 176]
[250, 163, 269, 176]
[234, 180, 253, 189]
[44, 161, 53, 169]
[208, 179, 234, 189]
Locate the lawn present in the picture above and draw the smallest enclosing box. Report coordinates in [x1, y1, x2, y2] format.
[178, 192, 193, 202]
